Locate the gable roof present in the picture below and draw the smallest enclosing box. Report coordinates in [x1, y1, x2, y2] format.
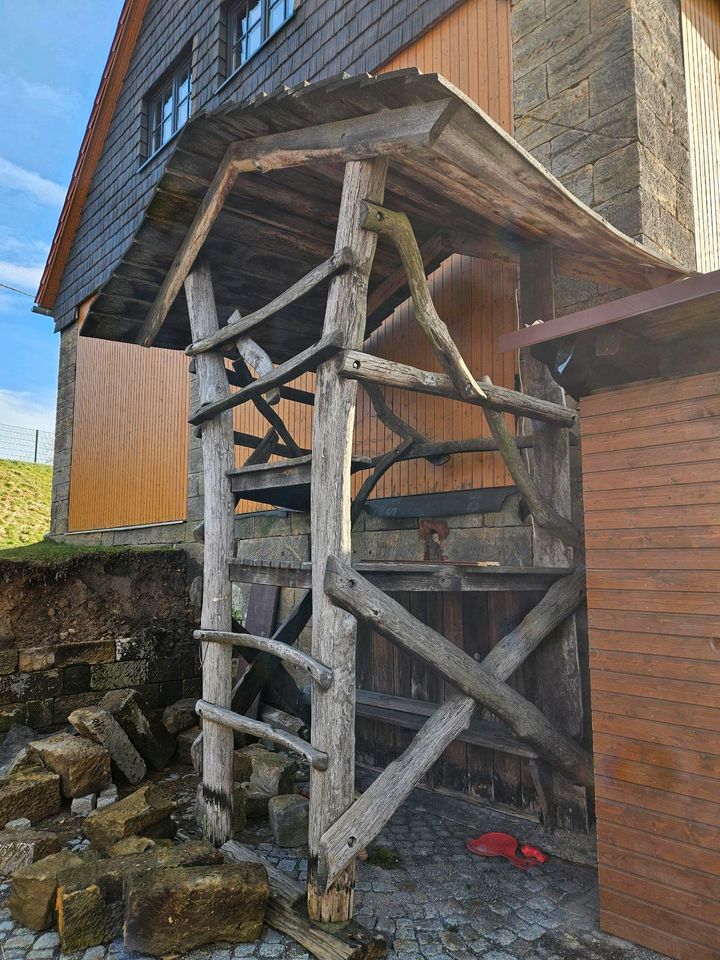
[35, 0, 150, 311]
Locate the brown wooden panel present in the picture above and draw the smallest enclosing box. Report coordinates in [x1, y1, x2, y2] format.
[583, 371, 720, 957]
[68, 335, 189, 530]
[590, 650, 720, 683]
[592, 690, 720, 733]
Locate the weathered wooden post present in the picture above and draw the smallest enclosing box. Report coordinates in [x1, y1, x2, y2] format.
[185, 263, 236, 845]
[307, 156, 389, 923]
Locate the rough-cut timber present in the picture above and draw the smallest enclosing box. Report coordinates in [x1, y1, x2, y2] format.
[195, 630, 333, 689]
[338, 350, 576, 425]
[308, 156, 389, 924]
[325, 558, 593, 788]
[186, 264, 236, 846]
[196, 700, 328, 770]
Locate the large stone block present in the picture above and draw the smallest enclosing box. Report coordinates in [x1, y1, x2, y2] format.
[57, 841, 222, 953]
[53, 691, 102, 724]
[9, 849, 83, 930]
[0, 670, 62, 702]
[90, 660, 148, 691]
[0, 768, 61, 827]
[0, 828, 60, 875]
[269, 794, 309, 848]
[25, 699, 54, 729]
[63, 662, 91, 694]
[29, 732, 111, 799]
[233, 745, 297, 796]
[0, 650, 18, 675]
[18, 648, 55, 672]
[100, 688, 176, 770]
[0, 703, 26, 733]
[82, 783, 177, 854]
[162, 697, 198, 734]
[69, 707, 146, 785]
[123, 863, 268, 954]
[54, 641, 115, 667]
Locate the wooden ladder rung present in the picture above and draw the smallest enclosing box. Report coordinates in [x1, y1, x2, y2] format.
[195, 629, 333, 689]
[196, 700, 329, 770]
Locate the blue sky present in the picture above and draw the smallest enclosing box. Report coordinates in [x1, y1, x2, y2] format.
[0, 0, 124, 431]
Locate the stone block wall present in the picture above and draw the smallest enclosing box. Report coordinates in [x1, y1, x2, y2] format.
[512, 0, 695, 313]
[0, 549, 199, 733]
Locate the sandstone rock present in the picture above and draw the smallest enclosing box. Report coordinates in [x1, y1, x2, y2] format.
[100, 688, 175, 770]
[176, 725, 201, 765]
[0, 723, 40, 777]
[82, 783, 177, 854]
[71, 794, 97, 816]
[269, 794, 309, 848]
[9, 849, 82, 930]
[56, 840, 222, 952]
[0, 650, 18, 675]
[97, 783, 118, 809]
[162, 698, 198, 734]
[54, 641, 115, 667]
[5, 818, 31, 829]
[123, 863, 268, 954]
[233, 745, 297, 796]
[239, 782, 272, 819]
[18, 648, 55, 672]
[90, 660, 147, 691]
[69, 707, 146, 785]
[108, 835, 156, 856]
[0, 827, 60, 875]
[28, 732, 111, 799]
[0, 768, 61, 827]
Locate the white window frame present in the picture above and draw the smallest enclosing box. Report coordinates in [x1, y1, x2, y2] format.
[148, 56, 193, 159]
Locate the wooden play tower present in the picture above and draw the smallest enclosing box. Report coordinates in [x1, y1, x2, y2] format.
[79, 71, 685, 938]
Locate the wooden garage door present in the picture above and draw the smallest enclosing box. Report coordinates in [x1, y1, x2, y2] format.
[581, 370, 720, 960]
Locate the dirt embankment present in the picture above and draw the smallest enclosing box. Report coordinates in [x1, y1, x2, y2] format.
[0, 549, 194, 652]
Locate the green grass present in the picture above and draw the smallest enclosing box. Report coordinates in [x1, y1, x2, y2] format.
[0, 459, 53, 550]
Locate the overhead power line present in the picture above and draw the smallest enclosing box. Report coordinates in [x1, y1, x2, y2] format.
[0, 281, 34, 298]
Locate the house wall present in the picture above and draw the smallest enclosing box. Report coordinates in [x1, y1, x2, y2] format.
[681, 0, 720, 272]
[581, 369, 720, 959]
[512, 0, 696, 314]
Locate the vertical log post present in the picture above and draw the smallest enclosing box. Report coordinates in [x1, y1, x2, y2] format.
[185, 264, 236, 845]
[518, 245, 588, 829]
[308, 157, 389, 923]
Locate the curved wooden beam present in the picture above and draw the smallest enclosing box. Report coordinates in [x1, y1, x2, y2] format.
[361, 201, 487, 403]
[196, 700, 328, 771]
[195, 629, 333, 690]
[480, 376, 580, 548]
[236, 337, 280, 405]
[360, 381, 449, 466]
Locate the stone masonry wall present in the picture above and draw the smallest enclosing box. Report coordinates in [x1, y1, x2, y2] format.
[512, 0, 695, 313]
[0, 549, 199, 733]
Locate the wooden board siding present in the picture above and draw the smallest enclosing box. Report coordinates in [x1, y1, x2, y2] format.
[234, 0, 516, 510]
[681, 0, 720, 272]
[581, 370, 720, 960]
[68, 335, 189, 531]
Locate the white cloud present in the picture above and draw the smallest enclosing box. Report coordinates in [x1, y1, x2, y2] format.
[0, 156, 66, 207]
[0, 260, 44, 293]
[0, 389, 56, 432]
[0, 72, 80, 116]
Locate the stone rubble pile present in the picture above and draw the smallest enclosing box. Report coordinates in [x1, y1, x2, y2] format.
[0, 694, 312, 956]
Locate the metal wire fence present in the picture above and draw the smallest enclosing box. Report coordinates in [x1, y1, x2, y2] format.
[0, 423, 55, 465]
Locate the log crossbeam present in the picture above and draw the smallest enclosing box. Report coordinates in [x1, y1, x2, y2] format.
[317, 556, 591, 890]
[195, 628, 333, 689]
[196, 700, 328, 770]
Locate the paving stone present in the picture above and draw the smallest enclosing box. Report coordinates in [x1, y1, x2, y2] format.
[100, 688, 176, 770]
[28, 732, 111, 799]
[97, 784, 118, 809]
[0, 828, 60, 876]
[69, 707, 147, 785]
[82, 783, 177, 854]
[71, 793, 98, 816]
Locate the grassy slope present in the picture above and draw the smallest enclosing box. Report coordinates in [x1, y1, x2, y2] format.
[0, 459, 53, 549]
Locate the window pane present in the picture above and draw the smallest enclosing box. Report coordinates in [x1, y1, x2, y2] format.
[176, 96, 189, 128]
[245, 22, 263, 60]
[269, 0, 287, 33]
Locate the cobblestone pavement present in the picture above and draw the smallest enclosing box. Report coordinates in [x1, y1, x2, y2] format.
[0, 775, 667, 960]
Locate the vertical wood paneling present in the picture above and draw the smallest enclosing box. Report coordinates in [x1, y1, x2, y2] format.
[68, 336, 190, 530]
[581, 370, 720, 960]
[233, 0, 516, 512]
[681, 0, 720, 272]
